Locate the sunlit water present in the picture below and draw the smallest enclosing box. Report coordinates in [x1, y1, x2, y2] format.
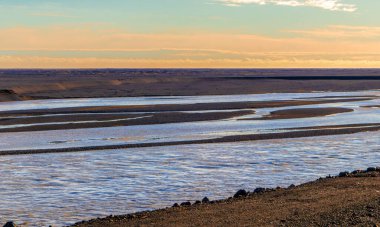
[0, 91, 380, 226]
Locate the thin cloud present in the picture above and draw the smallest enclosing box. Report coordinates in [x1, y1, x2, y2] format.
[219, 0, 357, 12]
[289, 25, 380, 38]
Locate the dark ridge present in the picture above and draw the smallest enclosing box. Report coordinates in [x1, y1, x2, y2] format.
[220, 76, 380, 80]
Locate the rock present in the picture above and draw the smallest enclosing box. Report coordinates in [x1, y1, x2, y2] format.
[254, 188, 266, 193]
[352, 170, 364, 174]
[172, 203, 180, 208]
[180, 201, 191, 206]
[3, 222, 16, 227]
[202, 197, 210, 203]
[339, 171, 349, 177]
[233, 189, 248, 198]
[288, 184, 296, 189]
[367, 167, 377, 172]
[194, 200, 201, 205]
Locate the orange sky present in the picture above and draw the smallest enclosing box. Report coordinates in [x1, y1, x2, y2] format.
[1, 0, 380, 68]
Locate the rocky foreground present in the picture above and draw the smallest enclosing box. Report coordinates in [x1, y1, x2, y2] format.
[70, 168, 380, 227]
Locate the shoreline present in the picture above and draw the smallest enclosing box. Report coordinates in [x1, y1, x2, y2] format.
[70, 168, 380, 227]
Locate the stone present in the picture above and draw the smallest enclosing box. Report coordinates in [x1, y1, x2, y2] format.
[3, 222, 17, 227]
[339, 171, 349, 177]
[202, 197, 210, 203]
[172, 203, 180, 208]
[180, 201, 191, 206]
[288, 184, 296, 189]
[367, 167, 377, 172]
[254, 188, 266, 193]
[352, 170, 364, 174]
[233, 189, 248, 198]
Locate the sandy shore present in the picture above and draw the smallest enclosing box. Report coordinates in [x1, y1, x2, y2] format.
[71, 168, 380, 227]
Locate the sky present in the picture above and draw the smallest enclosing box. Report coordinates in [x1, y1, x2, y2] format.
[1, 0, 380, 68]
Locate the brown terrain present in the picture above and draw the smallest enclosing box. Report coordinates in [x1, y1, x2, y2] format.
[72, 169, 380, 227]
[2, 69, 380, 101]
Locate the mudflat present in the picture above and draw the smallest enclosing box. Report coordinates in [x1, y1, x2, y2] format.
[71, 170, 380, 227]
[258, 107, 353, 120]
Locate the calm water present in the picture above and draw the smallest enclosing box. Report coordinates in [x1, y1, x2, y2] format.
[0, 91, 380, 226]
[1, 91, 380, 152]
[1, 133, 380, 226]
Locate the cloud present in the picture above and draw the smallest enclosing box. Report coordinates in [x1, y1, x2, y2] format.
[2, 54, 380, 68]
[2, 25, 380, 53]
[219, 0, 357, 12]
[289, 25, 380, 38]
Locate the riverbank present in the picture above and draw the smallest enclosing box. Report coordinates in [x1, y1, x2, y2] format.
[71, 168, 380, 227]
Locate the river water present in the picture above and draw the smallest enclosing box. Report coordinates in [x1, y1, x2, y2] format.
[0, 91, 380, 226]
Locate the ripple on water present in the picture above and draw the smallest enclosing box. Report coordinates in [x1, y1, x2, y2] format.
[0, 131, 380, 225]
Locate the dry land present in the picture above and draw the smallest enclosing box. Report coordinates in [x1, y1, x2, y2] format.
[2, 69, 380, 101]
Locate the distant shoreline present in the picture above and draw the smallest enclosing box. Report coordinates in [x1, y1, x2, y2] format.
[2, 69, 380, 101]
